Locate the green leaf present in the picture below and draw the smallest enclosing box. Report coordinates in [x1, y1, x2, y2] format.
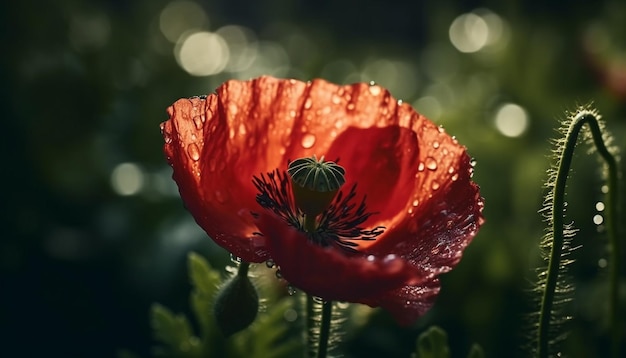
[467, 343, 485, 358]
[188, 252, 221, 340]
[233, 297, 303, 358]
[415, 326, 450, 358]
[151, 303, 201, 357]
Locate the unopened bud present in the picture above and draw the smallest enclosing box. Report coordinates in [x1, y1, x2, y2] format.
[213, 264, 259, 337]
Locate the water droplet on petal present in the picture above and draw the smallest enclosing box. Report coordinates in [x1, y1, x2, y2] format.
[230, 253, 241, 264]
[160, 123, 172, 143]
[431, 181, 440, 190]
[425, 157, 438, 170]
[287, 285, 297, 296]
[215, 190, 227, 204]
[301, 133, 316, 148]
[369, 85, 381, 96]
[187, 143, 200, 161]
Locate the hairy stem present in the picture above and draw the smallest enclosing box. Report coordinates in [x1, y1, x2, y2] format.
[537, 110, 621, 358]
[317, 300, 332, 358]
[306, 295, 333, 358]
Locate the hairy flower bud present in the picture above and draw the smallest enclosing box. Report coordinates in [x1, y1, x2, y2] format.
[213, 264, 258, 336]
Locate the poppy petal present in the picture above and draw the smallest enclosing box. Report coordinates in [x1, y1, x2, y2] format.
[255, 212, 430, 302]
[162, 96, 269, 262]
[366, 146, 484, 276]
[362, 281, 441, 326]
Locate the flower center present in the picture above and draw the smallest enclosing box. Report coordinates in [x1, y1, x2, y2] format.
[253, 156, 384, 252]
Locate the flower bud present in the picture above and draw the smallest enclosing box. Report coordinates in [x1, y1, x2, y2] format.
[287, 156, 345, 218]
[213, 265, 259, 337]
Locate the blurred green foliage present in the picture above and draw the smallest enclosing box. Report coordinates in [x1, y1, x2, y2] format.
[1, 0, 625, 357]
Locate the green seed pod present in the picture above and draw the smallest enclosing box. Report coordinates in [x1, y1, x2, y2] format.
[213, 265, 259, 337]
[287, 156, 346, 219]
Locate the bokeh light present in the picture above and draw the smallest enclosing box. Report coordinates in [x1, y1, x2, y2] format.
[494, 103, 529, 137]
[159, 0, 209, 43]
[111, 163, 145, 196]
[449, 10, 507, 53]
[174, 31, 229, 76]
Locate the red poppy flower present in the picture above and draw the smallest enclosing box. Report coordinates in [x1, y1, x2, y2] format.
[161, 76, 484, 325]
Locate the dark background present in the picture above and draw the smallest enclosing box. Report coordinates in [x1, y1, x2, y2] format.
[1, 0, 625, 357]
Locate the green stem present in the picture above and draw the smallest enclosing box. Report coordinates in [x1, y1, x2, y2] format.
[303, 214, 317, 232]
[306, 295, 333, 358]
[237, 261, 250, 277]
[317, 300, 332, 358]
[537, 111, 621, 358]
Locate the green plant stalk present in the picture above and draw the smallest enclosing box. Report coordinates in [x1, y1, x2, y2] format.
[306, 295, 333, 358]
[537, 111, 620, 358]
[316, 300, 332, 358]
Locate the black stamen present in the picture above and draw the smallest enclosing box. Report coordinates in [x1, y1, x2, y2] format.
[253, 169, 384, 253]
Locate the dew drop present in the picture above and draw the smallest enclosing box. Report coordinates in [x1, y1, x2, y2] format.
[593, 214, 603, 225]
[187, 143, 200, 161]
[230, 253, 242, 264]
[418, 162, 425, 171]
[369, 85, 381, 96]
[301, 133, 316, 148]
[304, 98, 312, 109]
[425, 157, 438, 170]
[215, 190, 227, 204]
[595, 202, 605, 211]
[432, 141, 440, 149]
[193, 116, 203, 130]
[431, 181, 440, 190]
[266, 259, 275, 268]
